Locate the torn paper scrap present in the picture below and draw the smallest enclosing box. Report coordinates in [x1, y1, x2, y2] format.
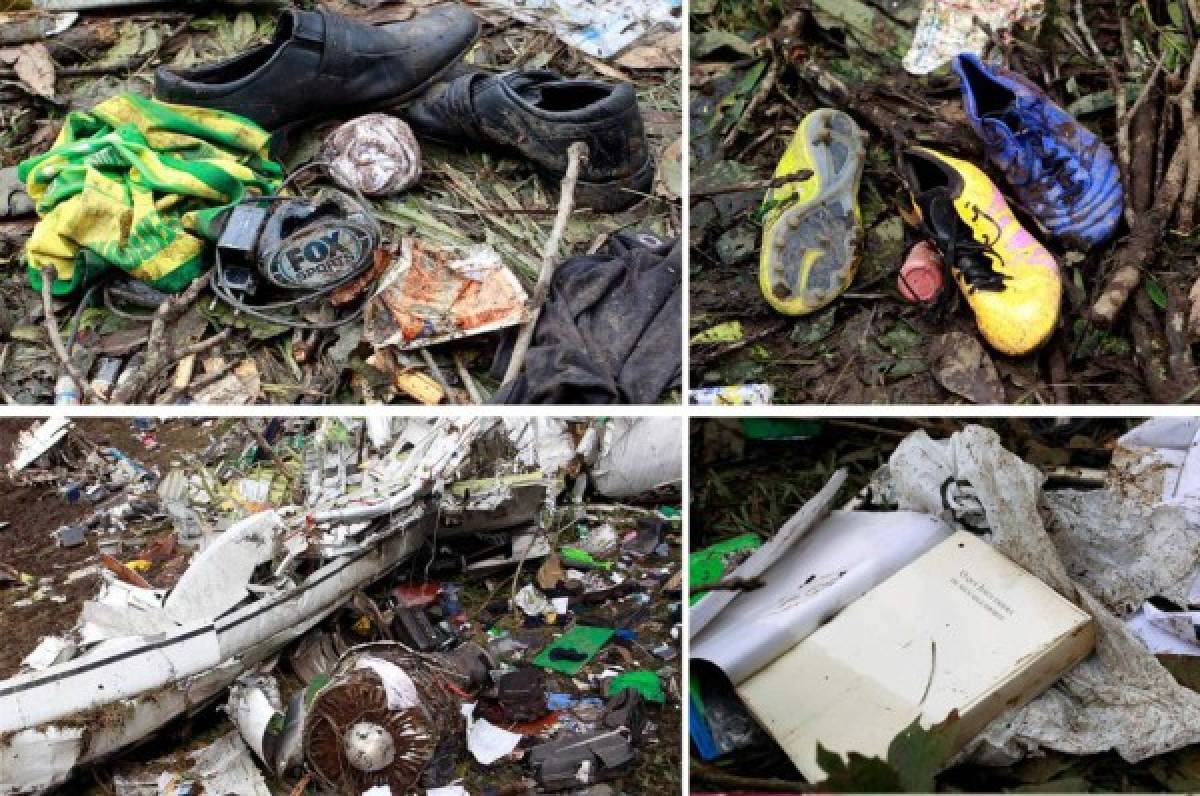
[462, 703, 523, 765]
[903, 0, 1046, 75]
[475, 0, 681, 60]
[364, 239, 527, 351]
[1127, 601, 1200, 656]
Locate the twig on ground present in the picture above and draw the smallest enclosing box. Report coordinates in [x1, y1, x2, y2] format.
[1178, 0, 1200, 228]
[242, 418, 294, 479]
[1127, 62, 1163, 216]
[420, 348, 457, 405]
[721, 56, 778, 153]
[1165, 280, 1198, 390]
[1047, 340, 1071, 405]
[1075, 0, 1105, 62]
[453, 351, 483, 404]
[691, 760, 811, 792]
[690, 170, 813, 198]
[1187, 266, 1200, 338]
[1089, 139, 1187, 324]
[111, 271, 214, 403]
[177, 328, 232, 359]
[40, 267, 107, 405]
[1131, 290, 1176, 402]
[502, 141, 588, 385]
[157, 361, 233, 405]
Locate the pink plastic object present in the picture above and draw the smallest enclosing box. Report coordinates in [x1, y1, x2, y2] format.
[898, 241, 945, 303]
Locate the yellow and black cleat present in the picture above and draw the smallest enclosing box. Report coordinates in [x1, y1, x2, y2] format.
[900, 146, 1061, 357]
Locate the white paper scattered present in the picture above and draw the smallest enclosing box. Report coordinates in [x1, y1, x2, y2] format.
[514, 583, 555, 616]
[427, 786, 469, 796]
[462, 703, 522, 765]
[357, 658, 420, 710]
[903, 0, 1045, 75]
[1127, 601, 1200, 656]
[476, 0, 680, 59]
[551, 597, 569, 614]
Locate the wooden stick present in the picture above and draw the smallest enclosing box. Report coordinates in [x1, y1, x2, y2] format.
[420, 348, 457, 405]
[111, 271, 213, 404]
[241, 419, 294, 478]
[40, 267, 107, 404]
[453, 351, 483, 404]
[502, 141, 588, 386]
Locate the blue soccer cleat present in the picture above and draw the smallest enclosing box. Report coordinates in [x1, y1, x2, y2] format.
[954, 52, 1124, 250]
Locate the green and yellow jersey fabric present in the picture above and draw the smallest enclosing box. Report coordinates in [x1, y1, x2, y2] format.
[18, 93, 282, 296]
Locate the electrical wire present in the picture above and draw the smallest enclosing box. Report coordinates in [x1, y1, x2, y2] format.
[210, 161, 382, 330]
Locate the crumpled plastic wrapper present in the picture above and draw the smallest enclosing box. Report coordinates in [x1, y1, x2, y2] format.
[903, 0, 1045, 75]
[322, 113, 421, 197]
[873, 425, 1200, 765]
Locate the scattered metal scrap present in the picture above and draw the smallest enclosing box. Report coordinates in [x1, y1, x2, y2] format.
[0, 416, 682, 794]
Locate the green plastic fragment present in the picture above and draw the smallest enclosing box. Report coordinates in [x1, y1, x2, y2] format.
[610, 670, 665, 704]
[561, 547, 614, 570]
[534, 625, 615, 675]
[740, 418, 822, 440]
[688, 533, 762, 604]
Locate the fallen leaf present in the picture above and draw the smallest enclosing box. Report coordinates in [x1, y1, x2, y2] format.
[690, 320, 743, 345]
[616, 33, 680, 69]
[654, 136, 682, 200]
[817, 710, 960, 793]
[9, 42, 54, 98]
[932, 331, 1005, 404]
[691, 30, 756, 58]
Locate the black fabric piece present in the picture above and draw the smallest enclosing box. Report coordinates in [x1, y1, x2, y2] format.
[490, 233, 681, 404]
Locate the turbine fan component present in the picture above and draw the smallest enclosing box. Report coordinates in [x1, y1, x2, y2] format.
[303, 642, 492, 793]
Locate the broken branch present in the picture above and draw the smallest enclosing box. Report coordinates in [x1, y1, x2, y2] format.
[502, 141, 588, 386]
[40, 267, 107, 405]
[111, 271, 213, 404]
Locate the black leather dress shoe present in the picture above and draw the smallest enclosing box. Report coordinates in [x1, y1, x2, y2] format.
[405, 69, 655, 211]
[154, 6, 480, 133]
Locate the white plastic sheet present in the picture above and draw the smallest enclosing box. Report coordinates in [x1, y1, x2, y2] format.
[591, 417, 682, 499]
[903, 0, 1045, 75]
[691, 509, 952, 684]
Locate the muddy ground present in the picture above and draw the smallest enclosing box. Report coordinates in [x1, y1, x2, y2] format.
[0, 0, 681, 405]
[0, 418, 202, 678]
[690, 1, 1200, 404]
[689, 417, 1200, 792]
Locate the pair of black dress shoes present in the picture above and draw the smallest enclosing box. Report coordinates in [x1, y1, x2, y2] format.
[154, 6, 652, 211]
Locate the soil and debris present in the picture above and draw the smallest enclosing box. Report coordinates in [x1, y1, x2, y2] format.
[690, 1, 1200, 404]
[0, 416, 682, 795]
[0, 0, 681, 405]
[689, 416, 1200, 792]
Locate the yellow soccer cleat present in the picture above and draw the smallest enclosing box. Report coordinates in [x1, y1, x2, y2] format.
[759, 108, 865, 316]
[899, 146, 1061, 357]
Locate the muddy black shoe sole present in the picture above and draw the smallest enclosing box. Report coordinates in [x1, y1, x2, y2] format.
[574, 155, 656, 212]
